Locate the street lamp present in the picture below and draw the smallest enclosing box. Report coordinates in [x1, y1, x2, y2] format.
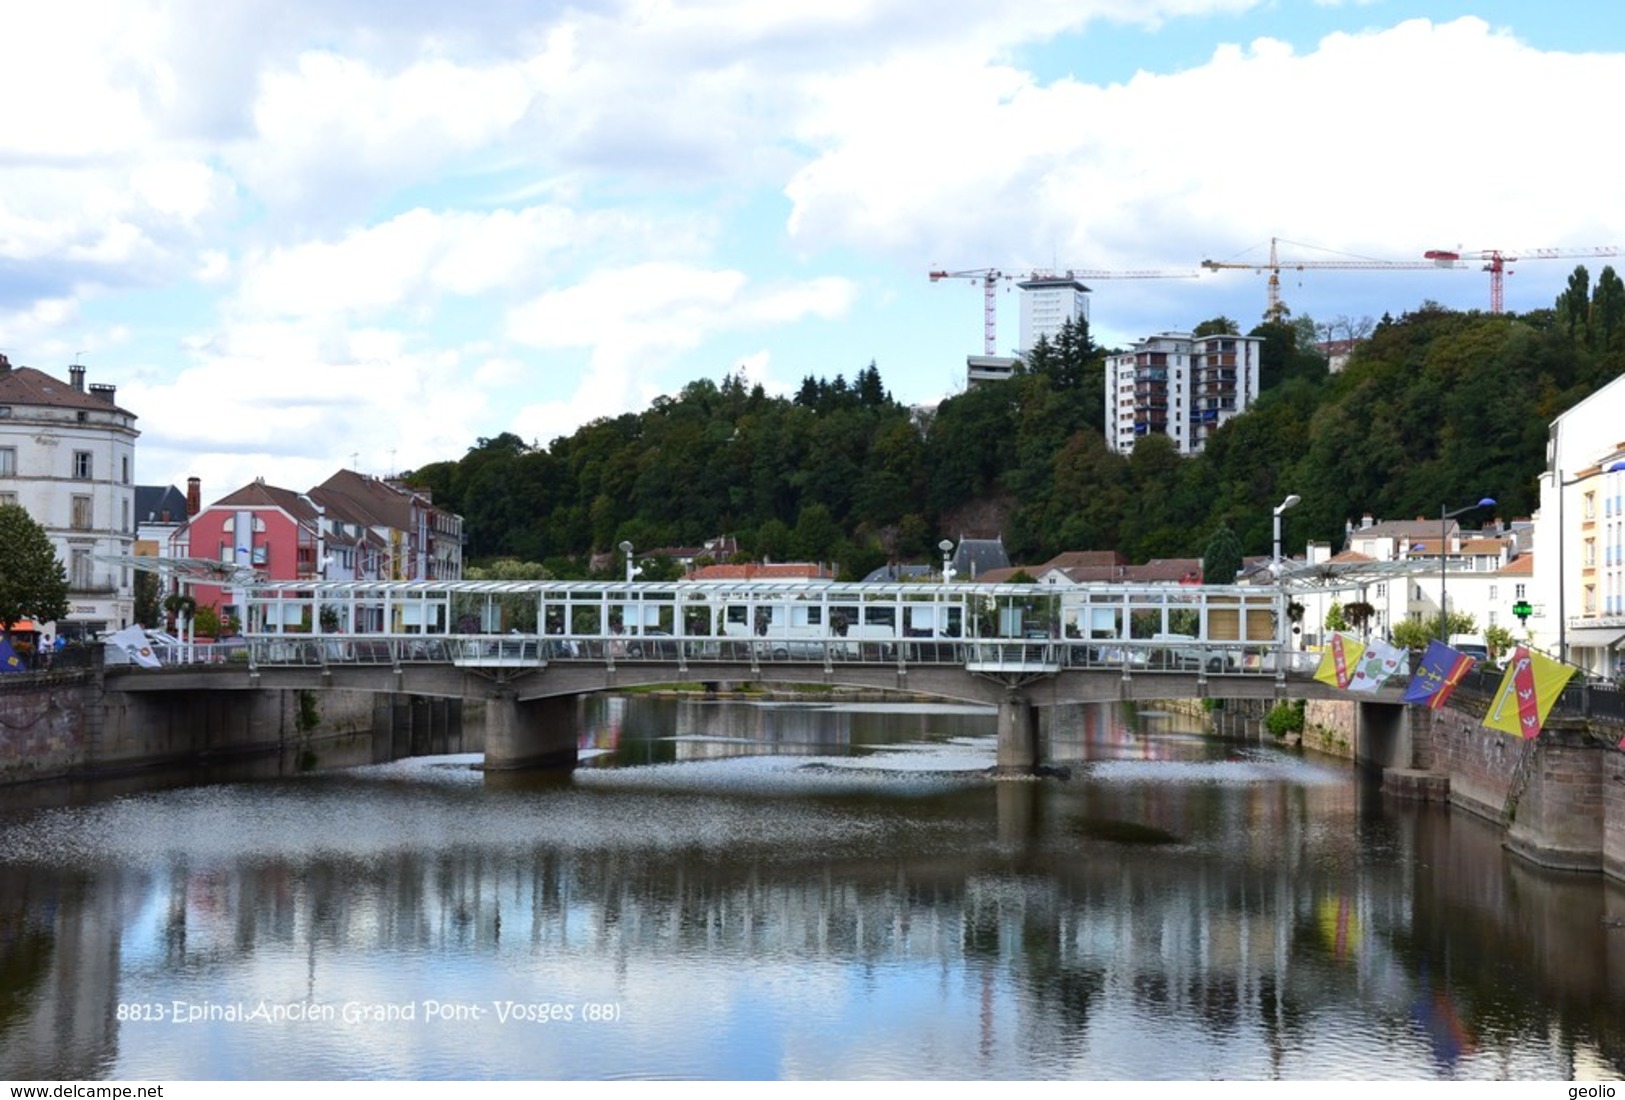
[619, 540, 635, 583]
[1271, 494, 1301, 572]
[1271, 495, 1301, 664]
[939, 539, 955, 583]
[1438, 497, 1496, 642]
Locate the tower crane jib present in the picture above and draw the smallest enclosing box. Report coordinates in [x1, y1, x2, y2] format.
[929, 265, 1200, 355]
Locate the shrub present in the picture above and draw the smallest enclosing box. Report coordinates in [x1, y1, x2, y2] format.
[1265, 701, 1305, 738]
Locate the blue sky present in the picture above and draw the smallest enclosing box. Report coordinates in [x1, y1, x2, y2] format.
[3, 1, 1624, 499]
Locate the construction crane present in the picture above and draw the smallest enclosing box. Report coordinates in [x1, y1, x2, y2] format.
[928, 266, 1200, 354]
[1200, 237, 1466, 323]
[1422, 246, 1624, 313]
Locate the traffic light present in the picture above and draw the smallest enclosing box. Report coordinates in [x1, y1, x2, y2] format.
[1513, 599, 1532, 623]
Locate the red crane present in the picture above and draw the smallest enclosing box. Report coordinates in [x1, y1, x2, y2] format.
[1422, 246, 1625, 313]
[1200, 237, 1466, 322]
[928, 266, 1199, 354]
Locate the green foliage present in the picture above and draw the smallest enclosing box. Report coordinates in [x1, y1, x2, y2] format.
[1265, 701, 1305, 738]
[1201, 524, 1243, 585]
[0, 505, 69, 634]
[134, 571, 161, 630]
[1390, 618, 1436, 651]
[397, 287, 1624, 577]
[193, 604, 224, 639]
[466, 558, 555, 580]
[1484, 624, 1515, 661]
[1342, 601, 1375, 631]
[1324, 602, 1347, 633]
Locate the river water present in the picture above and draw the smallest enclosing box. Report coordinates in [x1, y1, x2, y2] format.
[1, 695, 1622, 1081]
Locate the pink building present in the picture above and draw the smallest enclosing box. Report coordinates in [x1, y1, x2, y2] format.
[171, 479, 325, 627]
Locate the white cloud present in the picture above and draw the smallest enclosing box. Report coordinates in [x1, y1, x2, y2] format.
[4, 2, 1623, 500]
[783, 17, 1625, 272]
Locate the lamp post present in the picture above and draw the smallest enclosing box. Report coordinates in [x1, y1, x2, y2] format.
[1271, 495, 1301, 664]
[619, 540, 635, 584]
[1272, 494, 1301, 572]
[1438, 497, 1496, 642]
[1557, 459, 1625, 665]
[939, 539, 955, 583]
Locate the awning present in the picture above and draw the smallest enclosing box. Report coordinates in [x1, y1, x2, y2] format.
[1564, 626, 1625, 649]
[3, 620, 42, 633]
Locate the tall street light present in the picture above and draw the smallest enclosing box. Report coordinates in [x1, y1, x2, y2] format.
[1438, 497, 1496, 642]
[1272, 494, 1301, 571]
[939, 539, 955, 583]
[1272, 494, 1300, 666]
[619, 540, 636, 584]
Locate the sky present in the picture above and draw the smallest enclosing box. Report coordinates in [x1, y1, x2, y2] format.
[3, 0, 1624, 501]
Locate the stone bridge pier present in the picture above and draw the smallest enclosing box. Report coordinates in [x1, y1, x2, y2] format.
[996, 695, 1039, 774]
[483, 693, 580, 770]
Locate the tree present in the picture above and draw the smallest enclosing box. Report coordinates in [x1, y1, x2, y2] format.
[0, 504, 69, 640]
[1201, 524, 1244, 585]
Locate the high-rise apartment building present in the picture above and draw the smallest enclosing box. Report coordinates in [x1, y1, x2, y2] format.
[1105, 332, 1261, 455]
[1017, 277, 1090, 355]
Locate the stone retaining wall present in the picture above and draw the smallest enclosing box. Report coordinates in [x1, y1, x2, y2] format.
[1, 674, 465, 784]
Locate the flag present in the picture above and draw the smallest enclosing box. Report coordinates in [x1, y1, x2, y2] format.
[1314, 633, 1365, 691]
[106, 625, 163, 669]
[1482, 646, 1576, 738]
[1349, 637, 1409, 693]
[1404, 641, 1478, 709]
[0, 636, 23, 673]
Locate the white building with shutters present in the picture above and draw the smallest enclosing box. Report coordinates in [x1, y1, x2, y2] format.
[0, 355, 139, 638]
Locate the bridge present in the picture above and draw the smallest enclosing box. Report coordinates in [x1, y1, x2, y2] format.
[104, 577, 1408, 772]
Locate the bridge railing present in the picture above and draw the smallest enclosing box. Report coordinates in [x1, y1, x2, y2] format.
[221, 633, 1313, 676]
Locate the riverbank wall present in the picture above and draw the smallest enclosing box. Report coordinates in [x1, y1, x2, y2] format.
[0, 669, 469, 785]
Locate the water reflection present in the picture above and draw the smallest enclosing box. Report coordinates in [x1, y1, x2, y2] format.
[0, 697, 1621, 1080]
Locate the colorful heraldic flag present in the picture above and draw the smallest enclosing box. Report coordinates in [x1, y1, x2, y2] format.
[1348, 637, 1409, 693]
[1314, 633, 1366, 691]
[0, 636, 22, 673]
[1483, 646, 1576, 739]
[1404, 641, 1478, 709]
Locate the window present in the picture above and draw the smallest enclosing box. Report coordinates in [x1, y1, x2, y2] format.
[71, 495, 92, 530]
[0, 492, 15, 507]
[73, 451, 92, 479]
[1515, 583, 1526, 599]
[71, 549, 92, 589]
[122, 498, 129, 533]
[121, 455, 130, 485]
[0, 447, 14, 476]
[1489, 585, 1498, 601]
[1375, 583, 1386, 599]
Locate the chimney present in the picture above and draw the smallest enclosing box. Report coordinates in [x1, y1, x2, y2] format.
[0, 352, 11, 373]
[1361, 513, 1374, 529]
[69, 364, 85, 391]
[89, 382, 116, 404]
[186, 477, 201, 516]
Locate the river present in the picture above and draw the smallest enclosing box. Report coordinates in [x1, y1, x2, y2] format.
[1, 695, 1621, 1081]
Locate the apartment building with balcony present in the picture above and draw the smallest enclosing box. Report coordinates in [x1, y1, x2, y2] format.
[0, 355, 138, 638]
[1105, 332, 1261, 455]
